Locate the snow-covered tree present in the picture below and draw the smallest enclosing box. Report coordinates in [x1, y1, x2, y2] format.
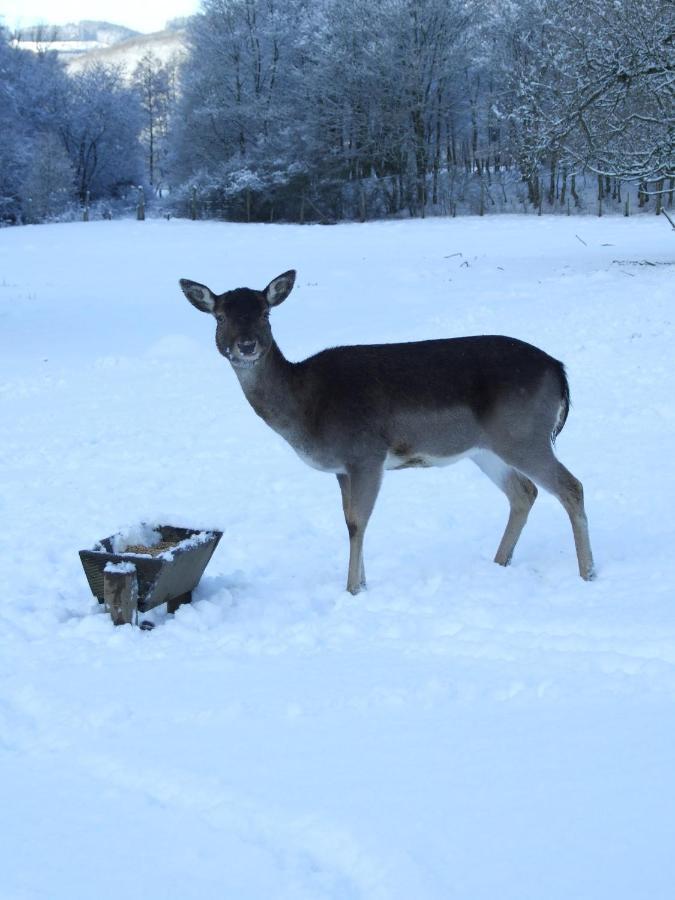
[0, 30, 69, 221]
[171, 0, 308, 220]
[0, 30, 146, 222]
[21, 132, 75, 222]
[59, 63, 145, 202]
[498, 0, 674, 207]
[548, 0, 674, 189]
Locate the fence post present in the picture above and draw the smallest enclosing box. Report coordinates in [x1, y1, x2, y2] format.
[624, 194, 630, 217]
[83, 189, 90, 222]
[190, 186, 197, 220]
[103, 563, 138, 626]
[136, 186, 145, 221]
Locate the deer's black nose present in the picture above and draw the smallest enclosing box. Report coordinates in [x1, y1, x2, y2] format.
[237, 340, 258, 356]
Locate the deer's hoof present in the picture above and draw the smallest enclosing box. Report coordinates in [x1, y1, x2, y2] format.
[347, 580, 366, 595]
[493, 552, 513, 567]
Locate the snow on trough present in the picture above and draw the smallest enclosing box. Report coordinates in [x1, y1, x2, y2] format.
[1, 215, 674, 899]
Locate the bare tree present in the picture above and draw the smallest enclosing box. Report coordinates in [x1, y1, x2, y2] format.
[133, 52, 176, 193]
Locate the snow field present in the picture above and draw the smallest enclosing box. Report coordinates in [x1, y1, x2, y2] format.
[1, 215, 674, 899]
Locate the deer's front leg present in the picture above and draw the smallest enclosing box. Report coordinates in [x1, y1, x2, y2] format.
[337, 473, 363, 588]
[339, 465, 383, 595]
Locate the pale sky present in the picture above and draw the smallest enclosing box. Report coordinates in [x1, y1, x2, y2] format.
[0, 0, 200, 34]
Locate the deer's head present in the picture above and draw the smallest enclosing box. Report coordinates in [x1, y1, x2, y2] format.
[180, 270, 296, 368]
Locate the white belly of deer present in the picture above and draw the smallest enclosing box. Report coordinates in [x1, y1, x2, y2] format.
[293, 446, 346, 474]
[292, 445, 473, 474]
[384, 449, 473, 470]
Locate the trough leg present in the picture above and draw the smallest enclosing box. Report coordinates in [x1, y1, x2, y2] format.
[167, 591, 192, 614]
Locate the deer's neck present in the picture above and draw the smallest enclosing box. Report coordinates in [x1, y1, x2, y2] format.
[233, 342, 305, 440]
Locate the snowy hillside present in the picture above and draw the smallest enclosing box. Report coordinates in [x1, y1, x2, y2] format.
[13, 20, 140, 59]
[12, 19, 186, 74]
[65, 27, 186, 75]
[1, 215, 674, 899]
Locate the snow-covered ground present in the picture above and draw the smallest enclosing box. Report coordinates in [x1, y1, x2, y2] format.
[1, 214, 674, 899]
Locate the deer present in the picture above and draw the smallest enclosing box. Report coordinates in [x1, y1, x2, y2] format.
[180, 269, 595, 594]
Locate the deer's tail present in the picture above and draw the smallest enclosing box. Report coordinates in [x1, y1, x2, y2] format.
[552, 362, 570, 444]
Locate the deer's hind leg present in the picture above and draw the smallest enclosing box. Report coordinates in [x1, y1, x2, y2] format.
[472, 450, 538, 567]
[501, 442, 595, 581]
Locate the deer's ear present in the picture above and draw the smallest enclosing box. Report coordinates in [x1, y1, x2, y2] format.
[180, 278, 217, 314]
[264, 270, 296, 307]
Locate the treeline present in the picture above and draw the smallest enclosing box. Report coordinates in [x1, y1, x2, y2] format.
[1, 0, 673, 225]
[172, 0, 674, 221]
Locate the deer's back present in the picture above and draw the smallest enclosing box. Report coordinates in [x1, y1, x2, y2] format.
[298, 335, 565, 415]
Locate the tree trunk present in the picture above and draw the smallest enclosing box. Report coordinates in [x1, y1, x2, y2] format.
[548, 158, 556, 205]
[411, 108, 427, 217]
[527, 173, 540, 208]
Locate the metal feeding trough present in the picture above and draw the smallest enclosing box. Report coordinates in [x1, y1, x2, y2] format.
[79, 524, 223, 626]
